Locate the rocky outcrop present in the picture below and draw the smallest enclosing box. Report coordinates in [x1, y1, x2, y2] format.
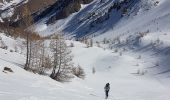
[34, 0, 93, 24]
[0, 0, 56, 23]
[3, 67, 13, 73]
[0, 0, 93, 28]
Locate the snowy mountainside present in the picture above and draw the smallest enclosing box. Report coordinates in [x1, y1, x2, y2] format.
[95, 0, 169, 40]
[33, 0, 93, 23]
[93, 0, 170, 78]
[34, 0, 170, 78]
[0, 33, 170, 100]
[35, 0, 160, 37]
[0, 0, 170, 99]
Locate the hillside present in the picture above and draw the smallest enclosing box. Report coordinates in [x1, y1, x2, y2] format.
[33, 0, 170, 78]
[0, 0, 170, 100]
[34, 0, 168, 38]
[0, 33, 170, 100]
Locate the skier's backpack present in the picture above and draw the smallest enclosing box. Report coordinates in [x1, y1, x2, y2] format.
[105, 83, 110, 91]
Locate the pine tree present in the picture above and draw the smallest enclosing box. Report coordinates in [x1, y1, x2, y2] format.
[20, 5, 34, 70]
[29, 39, 52, 74]
[50, 34, 74, 82]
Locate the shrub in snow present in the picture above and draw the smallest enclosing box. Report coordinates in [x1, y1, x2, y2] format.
[164, 33, 167, 35]
[86, 43, 90, 48]
[32, 56, 53, 75]
[10, 49, 13, 52]
[70, 42, 74, 47]
[89, 39, 93, 47]
[72, 65, 86, 79]
[152, 38, 163, 49]
[119, 52, 122, 56]
[0, 40, 8, 50]
[156, 38, 160, 44]
[14, 45, 18, 52]
[136, 69, 147, 75]
[140, 70, 148, 75]
[92, 67, 96, 74]
[83, 39, 91, 48]
[137, 55, 142, 59]
[116, 37, 121, 44]
[114, 48, 118, 53]
[154, 1, 159, 6]
[108, 66, 112, 69]
[155, 62, 159, 67]
[123, 48, 127, 52]
[1, 46, 8, 50]
[138, 31, 149, 38]
[122, 7, 128, 15]
[103, 38, 107, 44]
[109, 45, 113, 50]
[135, 63, 139, 66]
[137, 69, 140, 74]
[96, 41, 100, 47]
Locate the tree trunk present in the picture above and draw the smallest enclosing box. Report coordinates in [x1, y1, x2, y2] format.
[24, 33, 29, 70]
[50, 67, 56, 79]
[54, 39, 62, 80]
[28, 39, 32, 68]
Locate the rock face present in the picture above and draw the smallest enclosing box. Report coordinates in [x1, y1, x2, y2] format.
[0, 0, 56, 14]
[81, 0, 93, 4]
[3, 67, 13, 73]
[13, 0, 56, 22]
[0, 0, 56, 27]
[0, 0, 93, 26]
[34, 0, 93, 24]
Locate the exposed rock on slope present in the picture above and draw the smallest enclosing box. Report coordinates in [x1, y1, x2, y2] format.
[34, 0, 93, 24]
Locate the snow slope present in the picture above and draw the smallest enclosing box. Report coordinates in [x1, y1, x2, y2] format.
[0, 33, 170, 100]
[95, 0, 170, 40]
[1, 0, 170, 99]
[34, 0, 170, 79]
[34, 0, 169, 38]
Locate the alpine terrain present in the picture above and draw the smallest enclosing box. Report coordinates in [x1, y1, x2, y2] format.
[0, 0, 170, 100]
